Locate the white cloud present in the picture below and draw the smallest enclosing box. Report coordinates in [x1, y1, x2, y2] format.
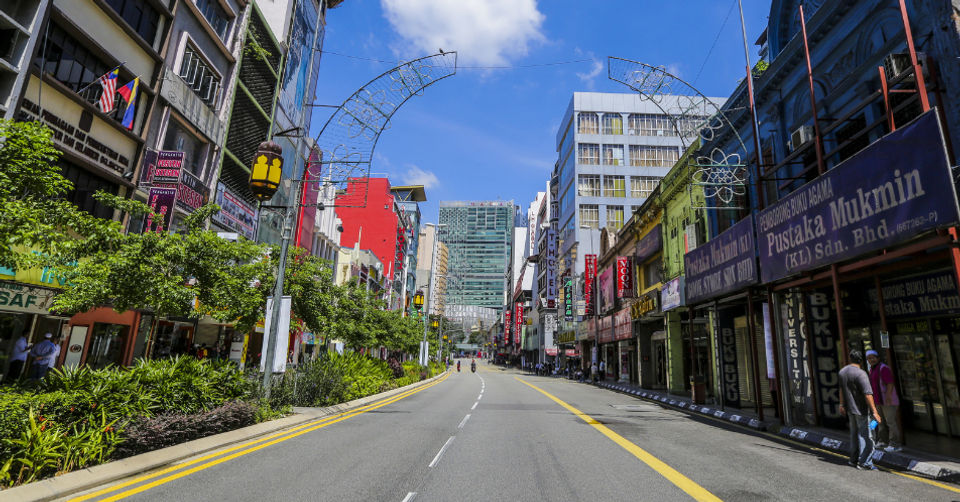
[380, 0, 546, 66]
[401, 165, 439, 189]
[576, 59, 603, 89]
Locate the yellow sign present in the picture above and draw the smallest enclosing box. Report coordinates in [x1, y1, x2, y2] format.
[631, 294, 657, 319]
[0, 249, 75, 289]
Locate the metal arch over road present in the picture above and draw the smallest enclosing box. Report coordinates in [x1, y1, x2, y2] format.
[310, 52, 458, 208]
[607, 57, 750, 208]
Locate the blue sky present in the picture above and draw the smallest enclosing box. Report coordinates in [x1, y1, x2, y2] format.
[310, 0, 772, 224]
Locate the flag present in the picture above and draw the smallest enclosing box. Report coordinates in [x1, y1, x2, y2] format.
[116, 77, 139, 130]
[97, 67, 120, 112]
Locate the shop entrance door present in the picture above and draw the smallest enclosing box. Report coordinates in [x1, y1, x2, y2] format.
[652, 331, 666, 389]
[891, 319, 959, 436]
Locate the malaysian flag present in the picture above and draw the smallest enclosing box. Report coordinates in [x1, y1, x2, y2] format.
[97, 67, 120, 112]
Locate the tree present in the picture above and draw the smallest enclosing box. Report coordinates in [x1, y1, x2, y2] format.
[0, 120, 123, 271]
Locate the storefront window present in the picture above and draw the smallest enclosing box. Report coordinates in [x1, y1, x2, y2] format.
[0, 313, 31, 379]
[150, 321, 194, 359]
[86, 323, 129, 369]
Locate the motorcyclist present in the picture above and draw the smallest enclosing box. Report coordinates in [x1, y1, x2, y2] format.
[470, 359, 476, 372]
[456, 360, 461, 372]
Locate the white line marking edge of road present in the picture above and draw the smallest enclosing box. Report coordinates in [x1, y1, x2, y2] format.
[429, 436, 456, 468]
[402, 492, 417, 502]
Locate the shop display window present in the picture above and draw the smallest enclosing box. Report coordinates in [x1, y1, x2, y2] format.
[86, 323, 129, 369]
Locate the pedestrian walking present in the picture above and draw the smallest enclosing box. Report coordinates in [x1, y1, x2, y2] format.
[599, 360, 606, 381]
[866, 349, 902, 452]
[591, 361, 598, 383]
[47, 338, 61, 370]
[28, 333, 57, 380]
[839, 350, 882, 470]
[5, 334, 29, 381]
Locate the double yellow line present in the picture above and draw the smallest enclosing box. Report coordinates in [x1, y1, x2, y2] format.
[71, 372, 451, 502]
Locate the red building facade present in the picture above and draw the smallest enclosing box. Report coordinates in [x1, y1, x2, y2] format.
[335, 177, 400, 285]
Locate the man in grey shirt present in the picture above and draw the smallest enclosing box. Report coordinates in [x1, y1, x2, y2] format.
[839, 350, 882, 470]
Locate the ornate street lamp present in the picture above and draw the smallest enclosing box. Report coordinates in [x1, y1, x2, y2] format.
[413, 290, 424, 311]
[249, 141, 283, 200]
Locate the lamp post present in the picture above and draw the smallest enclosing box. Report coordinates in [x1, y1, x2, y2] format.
[413, 289, 425, 363]
[248, 141, 290, 400]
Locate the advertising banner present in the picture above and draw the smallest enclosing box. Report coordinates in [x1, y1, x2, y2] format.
[614, 307, 632, 341]
[661, 277, 685, 312]
[260, 296, 292, 373]
[545, 228, 558, 308]
[504, 309, 511, 343]
[145, 186, 177, 232]
[598, 315, 613, 344]
[598, 266, 614, 313]
[757, 111, 960, 283]
[716, 309, 740, 409]
[781, 291, 814, 425]
[685, 215, 758, 305]
[868, 270, 960, 319]
[175, 169, 209, 212]
[584, 254, 597, 315]
[616, 256, 634, 298]
[807, 291, 843, 428]
[563, 275, 574, 321]
[514, 302, 523, 345]
[211, 182, 259, 240]
[151, 150, 184, 184]
[635, 224, 662, 263]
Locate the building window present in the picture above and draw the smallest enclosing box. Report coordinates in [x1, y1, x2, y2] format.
[629, 145, 679, 167]
[579, 204, 599, 229]
[577, 174, 601, 197]
[60, 160, 119, 220]
[195, 0, 232, 41]
[603, 175, 626, 198]
[628, 113, 673, 136]
[602, 144, 624, 166]
[577, 143, 599, 164]
[578, 112, 599, 134]
[644, 260, 660, 288]
[105, 0, 161, 44]
[606, 205, 624, 230]
[630, 176, 660, 198]
[33, 24, 132, 125]
[677, 115, 708, 138]
[178, 44, 221, 107]
[162, 119, 209, 177]
[602, 113, 623, 135]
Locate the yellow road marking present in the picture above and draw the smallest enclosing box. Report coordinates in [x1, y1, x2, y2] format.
[602, 385, 960, 496]
[516, 377, 721, 502]
[71, 372, 450, 502]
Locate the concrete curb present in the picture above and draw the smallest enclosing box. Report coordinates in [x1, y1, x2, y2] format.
[2, 370, 450, 502]
[596, 381, 960, 483]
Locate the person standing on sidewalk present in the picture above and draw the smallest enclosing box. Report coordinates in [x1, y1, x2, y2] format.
[591, 361, 598, 383]
[5, 335, 30, 381]
[599, 359, 606, 381]
[866, 349, 902, 452]
[839, 350, 882, 470]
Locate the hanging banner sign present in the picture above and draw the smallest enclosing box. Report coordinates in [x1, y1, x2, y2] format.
[616, 256, 634, 298]
[685, 215, 758, 305]
[757, 111, 960, 283]
[545, 228, 558, 308]
[145, 186, 177, 232]
[504, 309, 512, 343]
[584, 254, 597, 315]
[807, 291, 843, 428]
[661, 277, 685, 311]
[514, 302, 523, 345]
[598, 266, 614, 313]
[563, 275, 574, 321]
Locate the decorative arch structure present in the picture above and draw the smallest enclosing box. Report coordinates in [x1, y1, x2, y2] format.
[607, 57, 750, 208]
[309, 52, 458, 207]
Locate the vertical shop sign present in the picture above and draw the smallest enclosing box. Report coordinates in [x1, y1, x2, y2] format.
[807, 291, 843, 428]
[598, 267, 614, 313]
[514, 302, 523, 346]
[616, 256, 634, 298]
[145, 187, 177, 232]
[545, 228, 558, 308]
[563, 275, 574, 321]
[504, 309, 511, 344]
[584, 255, 597, 315]
[716, 310, 740, 408]
[781, 291, 814, 425]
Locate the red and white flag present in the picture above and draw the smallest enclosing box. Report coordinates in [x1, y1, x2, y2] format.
[98, 67, 120, 112]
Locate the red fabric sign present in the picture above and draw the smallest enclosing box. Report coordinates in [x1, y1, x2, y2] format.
[584, 254, 597, 315]
[617, 256, 634, 298]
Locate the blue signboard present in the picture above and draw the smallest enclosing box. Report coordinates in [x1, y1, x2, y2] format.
[635, 224, 661, 263]
[757, 111, 959, 283]
[869, 270, 960, 319]
[685, 215, 758, 305]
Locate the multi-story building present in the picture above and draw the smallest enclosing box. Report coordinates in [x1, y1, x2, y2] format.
[554, 92, 724, 282]
[438, 200, 514, 310]
[416, 223, 448, 317]
[390, 185, 425, 314]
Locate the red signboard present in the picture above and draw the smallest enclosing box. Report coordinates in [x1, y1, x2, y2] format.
[614, 307, 632, 340]
[514, 302, 523, 345]
[616, 256, 634, 298]
[504, 310, 511, 343]
[584, 254, 597, 315]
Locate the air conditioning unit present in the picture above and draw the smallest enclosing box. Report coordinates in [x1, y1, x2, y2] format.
[788, 125, 814, 152]
[883, 52, 928, 83]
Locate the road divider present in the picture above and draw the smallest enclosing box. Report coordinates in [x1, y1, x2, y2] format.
[429, 436, 456, 468]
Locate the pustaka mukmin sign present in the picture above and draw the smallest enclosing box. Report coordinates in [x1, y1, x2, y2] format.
[757, 111, 960, 283]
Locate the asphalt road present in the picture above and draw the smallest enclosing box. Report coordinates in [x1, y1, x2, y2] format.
[66, 360, 960, 502]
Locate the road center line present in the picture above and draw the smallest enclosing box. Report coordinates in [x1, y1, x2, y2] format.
[477, 394, 482, 400]
[401, 492, 417, 502]
[516, 377, 721, 502]
[429, 436, 456, 468]
[458, 414, 471, 428]
[471, 402, 478, 410]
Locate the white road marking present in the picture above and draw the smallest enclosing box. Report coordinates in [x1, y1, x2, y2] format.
[429, 436, 455, 468]
[471, 401, 478, 410]
[402, 492, 417, 502]
[458, 414, 471, 428]
[477, 394, 482, 400]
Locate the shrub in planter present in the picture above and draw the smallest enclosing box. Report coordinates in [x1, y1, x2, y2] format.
[114, 401, 257, 459]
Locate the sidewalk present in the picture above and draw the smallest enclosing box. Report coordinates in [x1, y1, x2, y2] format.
[592, 379, 960, 483]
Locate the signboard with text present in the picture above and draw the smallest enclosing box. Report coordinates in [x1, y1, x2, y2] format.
[145, 187, 177, 232]
[545, 228, 558, 308]
[757, 111, 959, 283]
[661, 277, 685, 311]
[868, 270, 960, 319]
[584, 255, 597, 316]
[598, 266, 614, 314]
[211, 182, 260, 240]
[685, 215, 758, 305]
[616, 256, 634, 298]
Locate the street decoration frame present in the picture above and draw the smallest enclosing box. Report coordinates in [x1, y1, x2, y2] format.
[607, 57, 750, 209]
